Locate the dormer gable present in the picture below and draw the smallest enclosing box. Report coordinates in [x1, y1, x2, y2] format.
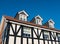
[18, 10, 29, 16]
[48, 19, 55, 28]
[35, 15, 43, 20]
[35, 15, 43, 25]
[30, 15, 43, 25]
[43, 19, 55, 28]
[14, 10, 29, 21]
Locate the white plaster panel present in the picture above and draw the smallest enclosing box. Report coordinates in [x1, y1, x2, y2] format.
[49, 41, 51, 44]
[16, 25, 20, 32]
[17, 28, 21, 36]
[45, 40, 48, 44]
[23, 38, 27, 44]
[28, 39, 32, 44]
[33, 32, 37, 38]
[9, 36, 14, 44]
[53, 41, 55, 44]
[10, 27, 14, 35]
[16, 37, 21, 44]
[40, 33, 43, 39]
[12, 24, 15, 32]
[40, 40, 43, 44]
[33, 28, 37, 38]
[17, 25, 21, 36]
[38, 29, 41, 35]
[34, 39, 38, 44]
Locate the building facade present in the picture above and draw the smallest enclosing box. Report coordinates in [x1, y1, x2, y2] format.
[0, 10, 60, 44]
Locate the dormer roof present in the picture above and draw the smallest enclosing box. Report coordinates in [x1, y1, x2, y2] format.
[18, 10, 29, 16]
[48, 19, 55, 24]
[35, 15, 43, 21]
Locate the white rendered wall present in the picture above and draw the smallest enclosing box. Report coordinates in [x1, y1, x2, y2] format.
[9, 36, 14, 44]
[34, 39, 38, 44]
[16, 37, 21, 44]
[23, 38, 27, 44]
[40, 40, 44, 44]
[5, 20, 59, 44]
[28, 39, 32, 44]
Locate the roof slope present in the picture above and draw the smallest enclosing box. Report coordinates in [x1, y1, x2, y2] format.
[4, 16, 59, 31]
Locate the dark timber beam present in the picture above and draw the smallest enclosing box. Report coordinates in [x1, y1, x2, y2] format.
[31, 27, 34, 44]
[5, 22, 10, 44]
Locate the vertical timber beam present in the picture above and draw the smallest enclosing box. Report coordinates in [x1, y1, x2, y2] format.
[31, 27, 34, 44]
[42, 30, 45, 44]
[27, 38, 28, 44]
[49, 31, 53, 44]
[54, 32, 56, 44]
[21, 25, 23, 44]
[37, 29, 40, 44]
[14, 24, 17, 44]
[5, 22, 10, 44]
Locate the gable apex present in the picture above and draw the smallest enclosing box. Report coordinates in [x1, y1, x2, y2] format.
[48, 19, 55, 24]
[18, 10, 29, 16]
[35, 15, 43, 21]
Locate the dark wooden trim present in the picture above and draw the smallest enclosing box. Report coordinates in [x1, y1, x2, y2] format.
[37, 29, 40, 44]
[31, 27, 34, 44]
[43, 30, 45, 44]
[39, 30, 43, 39]
[5, 22, 10, 44]
[14, 24, 17, 44]
[33, 29, 38, 37]
[49, 31, 53, 44]
[55, 33, 57, 44]
[16, 25, 22, 34]
[27, 38, 28, 44]
[21, 25, 23, 44]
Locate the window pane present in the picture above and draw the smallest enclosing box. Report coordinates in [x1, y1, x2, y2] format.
[58, 37, 60, 41]
[44, 35, 49, 40]
[23, 27, 31, 37]
[58, 34, 60, 41]
[44, 31, 49, 40]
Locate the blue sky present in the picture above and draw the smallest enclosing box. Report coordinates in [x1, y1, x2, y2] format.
[0, 0, 60, 29]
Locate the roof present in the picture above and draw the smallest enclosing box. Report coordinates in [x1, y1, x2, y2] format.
[48, 19, 55, 24]
[4, 16, 60, 32]
[18, 10, 29, 16]
[4, 16, 47, 28]
[35, 15, 43, 21]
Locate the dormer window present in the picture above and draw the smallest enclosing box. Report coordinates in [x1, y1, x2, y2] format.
[49, 21, 54, 24]
[36, 19, 40, 24]
[35, 15, 43, 25]
[14, 10, 28, 21]
[48, 19, 55, 28]
[19, 14, 27, 21]
[30, 15, 43, 25]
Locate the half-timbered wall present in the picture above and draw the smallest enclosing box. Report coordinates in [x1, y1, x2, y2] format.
[2, 21, 60, 44]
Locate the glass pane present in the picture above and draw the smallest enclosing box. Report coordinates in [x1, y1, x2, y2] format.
[23, 33, 30, 37]
[58, 37, 60, 41]
[44, 35, 49, 40]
